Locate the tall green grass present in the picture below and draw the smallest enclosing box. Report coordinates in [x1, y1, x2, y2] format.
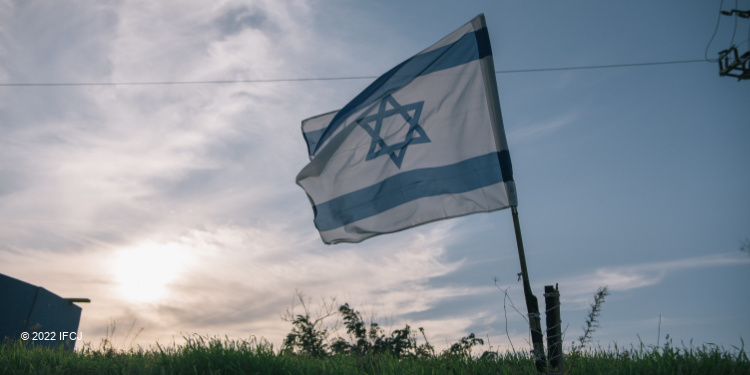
[4, 288, 748, 374]
[2, 335, 748, 375]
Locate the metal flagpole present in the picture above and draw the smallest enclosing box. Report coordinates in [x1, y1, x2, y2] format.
[511, 206, 546, 372]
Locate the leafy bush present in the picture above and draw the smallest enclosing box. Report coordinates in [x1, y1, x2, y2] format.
[282, 313, 328, 357]
[282, 302, 482, 359]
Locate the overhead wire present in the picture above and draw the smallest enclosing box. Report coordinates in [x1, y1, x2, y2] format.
[0, 76, 376, 87]
[730, 0, 739, 47]
[0, 59, 709, 87]
[706, 0, 727, 62]
[494, 59, 705, 73]
[707, 0, 750, 61]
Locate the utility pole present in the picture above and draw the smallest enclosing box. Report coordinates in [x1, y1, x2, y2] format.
[717, 8, 750, 80]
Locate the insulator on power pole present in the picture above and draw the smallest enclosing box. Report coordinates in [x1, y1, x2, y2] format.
[716, 9, 750, 81]
[720, 9, 750, 18]
[718, 46, 750, 81]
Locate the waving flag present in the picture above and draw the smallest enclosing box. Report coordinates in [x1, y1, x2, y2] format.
[296, 14, 517, 244]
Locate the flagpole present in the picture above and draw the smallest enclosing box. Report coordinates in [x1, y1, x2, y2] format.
[468, 14, 547, 369]
[510, 206, 546, 371]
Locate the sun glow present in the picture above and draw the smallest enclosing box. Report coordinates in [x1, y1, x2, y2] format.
[112, 242, 189, 303]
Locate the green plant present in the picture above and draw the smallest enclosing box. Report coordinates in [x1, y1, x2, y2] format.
[282, 313, 329, 357]
[282, 297, 477, 360]
[574, 286, 609, 351]
[2, 331, 749, 374]
[444, 333, 484, 358]
[280, 293, 337, 357]
[90, 319, 143, 354]
[566, 286, 609, 374]
[330, 303, 437, 358]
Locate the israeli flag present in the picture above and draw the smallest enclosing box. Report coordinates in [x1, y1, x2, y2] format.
[296, 14, 517, 244]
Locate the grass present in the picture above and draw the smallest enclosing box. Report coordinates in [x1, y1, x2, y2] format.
[4, 288, 748, 374]
[2, 335, 748, 375]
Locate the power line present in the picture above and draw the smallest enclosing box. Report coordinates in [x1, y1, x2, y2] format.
[494, 59, 706, 73]
[705, 0, 727, 62]
[0, 76, 374, 87]
[0, 59, 708, 87]
[730, 0, 740, 47]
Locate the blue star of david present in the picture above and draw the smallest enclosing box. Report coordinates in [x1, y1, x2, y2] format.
[355, 95, 430, 168]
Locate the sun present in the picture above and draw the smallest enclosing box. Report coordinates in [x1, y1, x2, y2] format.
[112, 242, 188, 303]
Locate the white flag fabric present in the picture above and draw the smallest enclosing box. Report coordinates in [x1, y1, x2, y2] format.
[296, 14, 517, 244]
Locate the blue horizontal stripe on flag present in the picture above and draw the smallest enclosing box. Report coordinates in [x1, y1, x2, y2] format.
[309, 27, 492, 156]
[303, 128, 325, 157]
[313, 151, 507, 232]
[498, 148, 513, 182]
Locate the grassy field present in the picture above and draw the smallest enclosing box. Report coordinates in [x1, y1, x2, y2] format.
[3, 291, 748, 374]
[2, 335, 748, 375]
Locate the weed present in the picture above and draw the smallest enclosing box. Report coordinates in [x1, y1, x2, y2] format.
[566, 286, 608, 374]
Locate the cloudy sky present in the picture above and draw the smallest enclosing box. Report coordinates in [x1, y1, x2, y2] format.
[1, 0, 749, 353]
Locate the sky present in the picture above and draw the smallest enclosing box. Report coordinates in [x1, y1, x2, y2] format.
[1, 0, 749, 354]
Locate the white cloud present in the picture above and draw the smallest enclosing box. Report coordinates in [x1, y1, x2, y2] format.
[556, 252, 750, 308]
[0, 219, 483, 350]
[0, 0, 370, 349]
[0, 0, 327, 252]
[508, 110, 580, 141]
[2, 0, 747, 357]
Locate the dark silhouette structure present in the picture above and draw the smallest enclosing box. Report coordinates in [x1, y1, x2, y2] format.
[0, 273, 89, 350]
